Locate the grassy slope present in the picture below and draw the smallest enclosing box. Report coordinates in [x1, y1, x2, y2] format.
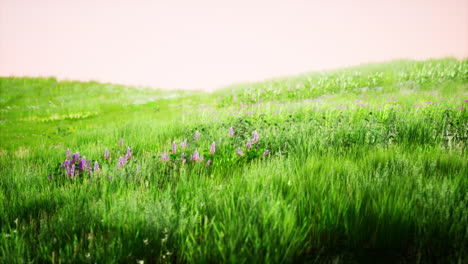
[0, 58, 467, 263]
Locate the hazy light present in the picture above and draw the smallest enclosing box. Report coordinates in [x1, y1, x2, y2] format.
[1, 0, 467, 90]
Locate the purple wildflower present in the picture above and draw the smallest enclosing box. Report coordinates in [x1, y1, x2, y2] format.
[194, 131, 199, 142]
[172, 142, 177, 154]
[181, 153, 186, 163]
[237, 147, 244, 156]
[120, 138, 123, 147]
[161, 152, 169, 162]
[94, 161, 100, 172]
[72, 152, 80, 162]
[67, 164, 75, 178]
[104, 148, 109, 160]
[66, 148, 71, 160]
[464, 100, 468, 103]
[246, 140, 252, 149]
[263, 150, 269, 156]
[192, 151, 200, 161]
[70, 164, 75, 178]
[252, 131, 259, 144]
[180, 139, 188, 148]
[61, 159, 69, 168]
[125, 146, 131, 160]
[229, 127, 234, 137]
[206, 159, 211, 167]
[210, 142, 216, 155]
[79, 156, 87, 171]
[118, 156, 126, 168]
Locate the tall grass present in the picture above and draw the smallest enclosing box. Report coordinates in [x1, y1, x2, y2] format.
[0, 58, 467, 263]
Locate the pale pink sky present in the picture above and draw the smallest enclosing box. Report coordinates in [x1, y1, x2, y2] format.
[1, 0, 467, 90]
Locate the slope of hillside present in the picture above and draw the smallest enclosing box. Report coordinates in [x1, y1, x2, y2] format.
[0, 59, 467, 263]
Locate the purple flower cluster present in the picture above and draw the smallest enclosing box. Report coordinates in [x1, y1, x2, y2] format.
[237, 130, 269, 158]
[155, 128, 270, 167]
[190, 151, 204, 162]
[237, 147, 244, 156]
[117, 146, 132, 169]
[161, 151, 170, 162]
[118, 156, 126, 168]
[61, 149, 99, 178]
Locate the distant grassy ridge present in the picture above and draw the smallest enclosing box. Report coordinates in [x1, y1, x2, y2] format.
[0, 58, 467, 263]
[216, 58, 468, 105]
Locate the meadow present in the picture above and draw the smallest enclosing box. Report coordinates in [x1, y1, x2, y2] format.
[0, 58, 467, 263]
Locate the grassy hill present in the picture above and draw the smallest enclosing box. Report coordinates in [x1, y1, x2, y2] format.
[0, 58, 467, 263]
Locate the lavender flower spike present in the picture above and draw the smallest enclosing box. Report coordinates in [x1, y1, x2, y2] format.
[94, 161, 100, 172]
[252, 131, 259, 144]
[161, 152, 169, 162]
[79, 156, 88, 171]
[210, 142, 216, 155]
[172, 141, 177, 154]
[237, 147, 244, 156]
[246, 140, 252, 149]
[66, 148, 71, 160]
[125, 146, 131, 160]
[229, 127, 234, 137]
[206, 159, 211, 167]
[72, 152, 80, 162]
[194, 130, 199, 142]
[263, 150, 269, 156]
[67, 164, 75, 178]
[192, 151, 200, 161]
[118, 156, 126, 168]
[104, 148, 109, 160]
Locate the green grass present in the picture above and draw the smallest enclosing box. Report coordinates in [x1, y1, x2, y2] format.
[0, 58, 467, 263]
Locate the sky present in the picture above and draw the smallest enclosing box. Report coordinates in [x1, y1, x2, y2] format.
[1, 0, 467, 91]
